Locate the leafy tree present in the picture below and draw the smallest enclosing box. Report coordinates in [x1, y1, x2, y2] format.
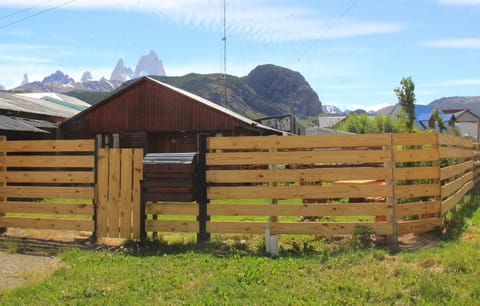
[335, 113, 402, 134]
[429, 105, 447, 132]
[394, 77, 416, 132]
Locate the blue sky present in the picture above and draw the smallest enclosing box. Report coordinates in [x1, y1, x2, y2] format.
[0, 0, 479, 112]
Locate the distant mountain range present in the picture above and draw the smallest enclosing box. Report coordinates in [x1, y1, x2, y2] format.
[6, 49, 479, 121]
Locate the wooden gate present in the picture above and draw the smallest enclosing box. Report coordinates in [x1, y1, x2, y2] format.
[96, 148, 143, 239]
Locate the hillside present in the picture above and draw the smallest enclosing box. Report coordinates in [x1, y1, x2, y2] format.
[65, 64, 323, 120]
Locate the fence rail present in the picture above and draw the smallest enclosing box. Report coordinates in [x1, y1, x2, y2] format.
[0, 137, 95, 232]
[195, 133, 475, 241]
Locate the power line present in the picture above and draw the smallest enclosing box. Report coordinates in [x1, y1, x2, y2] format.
[0, 0, 57, 21]
[297, 0, 360, 61]
[0, 0, 76, 30]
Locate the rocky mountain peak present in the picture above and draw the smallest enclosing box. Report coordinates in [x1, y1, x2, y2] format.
[42, 70, 75, 84]
[110, 58, 134, 82]
[134, 50, 166, 77]
[81, 71, 93, 82]
[21, 73, 29, 86]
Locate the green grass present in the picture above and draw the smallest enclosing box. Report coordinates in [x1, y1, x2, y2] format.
[2, 187, 480, 305]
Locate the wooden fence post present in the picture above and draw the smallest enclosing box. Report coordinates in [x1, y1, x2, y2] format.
[387, 134, 398, 248]
[197, 133, 210, 243]
[0, 136, 6, 234]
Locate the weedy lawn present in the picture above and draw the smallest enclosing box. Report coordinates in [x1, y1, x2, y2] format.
[1, 187, 480, 305]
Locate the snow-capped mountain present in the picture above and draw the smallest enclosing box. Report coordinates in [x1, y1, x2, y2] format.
[322, 104, 344, 115]
[42, 70, 75, 85]
[111, 50, 166, 82]
[81, 71, 93, 82]
[134, 50, 166, 77]
[21, 73, 29, 86]
[110, 59, 135, 82]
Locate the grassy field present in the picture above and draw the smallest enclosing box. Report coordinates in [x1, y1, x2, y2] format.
[1, 187, 480, 305]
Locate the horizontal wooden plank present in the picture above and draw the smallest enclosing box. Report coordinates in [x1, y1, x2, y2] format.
[5, 171, 94, 183]
[1, 186, 94, 199]
[6, 155, 94, 168]
[0, 216, 93, 231]
[392, 133, 437, 146]
[4, 139, 95, 153]
[145, 203, 198, 215]
[441, 173, 474, 199]
[0, 201, 93, 215]
[207, 167, 391, 184]
[208, 134, 392, 150]
[438, 134, 473, 148]
[441, 180, 474, 213]
[439, 147, 474, 159]
[394, 149, 439, 163]
[394, 166, 439, 181]
[395, 184, 440, 199]
[207, 221, 393, 235]
[143, 192, 196, 202]
[395, 201, 441, 218]
[146, 220, 198, 232]
[440, 161, 473, 181]
[208, 203, 392, 217]
[207, 150, 391, 166]
[208, 184, 392, 199]
[397, 218, 443, 235]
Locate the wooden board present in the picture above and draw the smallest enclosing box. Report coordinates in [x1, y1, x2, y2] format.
[146, 202, 198, 215]
[0, 201, 93, 215]
[206, 221, 393, 236]
[208, 203, 392, 217]
[146, 220, 198, 232]
[4, 139, 95, 153]
[440, 161, 473, 181]
[131, 149, 143, 240]
[96, 149, 109, 238]
[0, 216, 93, 231]
[440, 147, 474, 159]
[441, 173, 473, 199]
[107, 149, 120, 237]
[1, 186, 94, 199]
[395, 184, 440, 199]
[395, 201, 441, 218]
[207, 150, 391, 166]
[207, 167, 391, 184]
[394, 149, 440, 163]
[392, 133, 437, 146]
[5, 171, 94, 183]
[397, 218, 443, 235]
[441, 180, 474, 213]
[6, 155, 95, 168]
[208, 184, 392, 199]
[394, 167, 439, 181]
[120, 149, 133, 238]
[208, 134, 392, 150]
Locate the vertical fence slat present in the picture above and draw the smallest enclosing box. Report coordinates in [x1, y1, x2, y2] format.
[96, 149, 109, 238]
[132, 149, 143, 240]
[108, 149, 121, 238]
[120, 149, 133, 238]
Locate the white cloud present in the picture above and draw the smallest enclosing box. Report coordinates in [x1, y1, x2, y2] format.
[426, 79, 480, 87]
[0, 0, 404, 42]
[422, 38, 480, 48]
[438, 0, 480, 5]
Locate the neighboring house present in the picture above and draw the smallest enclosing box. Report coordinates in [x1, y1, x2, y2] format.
[0, 92, 88, 140]
[445, 109, 480, 141]
[60, 76, 284, 153]
[255, 114, 305, 135]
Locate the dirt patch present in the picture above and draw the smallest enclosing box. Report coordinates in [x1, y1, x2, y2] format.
[0, 252, 62, 292]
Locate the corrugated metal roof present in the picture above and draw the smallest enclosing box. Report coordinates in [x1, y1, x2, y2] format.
[0, 114, 49, 133]
[0, 92, 85, 118]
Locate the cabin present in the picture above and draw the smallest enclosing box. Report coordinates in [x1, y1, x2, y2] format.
[60, 76, 284, 152]
[255, 114, 305, 135]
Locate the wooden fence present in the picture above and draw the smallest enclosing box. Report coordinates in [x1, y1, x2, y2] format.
[0, 137, 96, 232]
[145, 133, 477, 243]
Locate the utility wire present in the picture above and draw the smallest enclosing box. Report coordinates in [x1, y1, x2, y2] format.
[297, 0, 360, 61]
[0, 0, 57, 20]
[0, 0, 76, 30]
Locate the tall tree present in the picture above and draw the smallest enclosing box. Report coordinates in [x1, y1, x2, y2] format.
[429, 105, 447, 132]
[394, 77, 416, 132]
